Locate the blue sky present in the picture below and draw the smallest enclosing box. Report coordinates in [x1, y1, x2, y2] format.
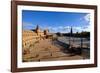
[22, 10, 90, 33]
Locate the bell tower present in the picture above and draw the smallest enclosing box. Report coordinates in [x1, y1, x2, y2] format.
[36, 25, 39, 30]
[35, 25, 40, 35]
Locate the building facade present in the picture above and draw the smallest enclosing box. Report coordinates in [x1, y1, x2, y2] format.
[22, 25, 50, 49]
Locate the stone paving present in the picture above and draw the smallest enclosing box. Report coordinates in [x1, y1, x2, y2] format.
[22, 39, 84, 62]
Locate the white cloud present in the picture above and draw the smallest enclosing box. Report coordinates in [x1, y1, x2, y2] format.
[48, 26, 70, 33]
[73, 25, 90, 32]
[22, 22, 90, 33]
[82, 14, 90, 31]
[74, 14, 90, 32]
[82, 25, 90, 31]
[48, 25, 90, 33]
[22, 22, 34, 30]
[79, 14, 90, 25]
[84, 14, 90, 22]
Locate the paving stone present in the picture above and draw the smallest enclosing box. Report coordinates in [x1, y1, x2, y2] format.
[51, 51, 69, 57]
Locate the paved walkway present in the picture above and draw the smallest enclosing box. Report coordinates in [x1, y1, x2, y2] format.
[23, 39, 84, 62]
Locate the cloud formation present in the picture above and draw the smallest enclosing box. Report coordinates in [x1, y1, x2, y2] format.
[22, 22, 35, 30]
[84, 14, 90, 22]
[48, 25, 90, 33]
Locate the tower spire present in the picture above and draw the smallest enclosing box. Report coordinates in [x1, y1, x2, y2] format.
[70, 26, 73, 36]
[36, 25, 39, 30]
[35, 25, 40, 33]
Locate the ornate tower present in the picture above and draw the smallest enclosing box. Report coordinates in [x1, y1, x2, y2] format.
[36, 25, 39, 30]
[69, 26, 73, 47]
[70, 26, 73, 36]
[35, 25, 40, 35]
[44, 29, 48, 35]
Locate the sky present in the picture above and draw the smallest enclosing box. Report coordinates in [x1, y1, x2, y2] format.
[22, 10, 90, 33]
